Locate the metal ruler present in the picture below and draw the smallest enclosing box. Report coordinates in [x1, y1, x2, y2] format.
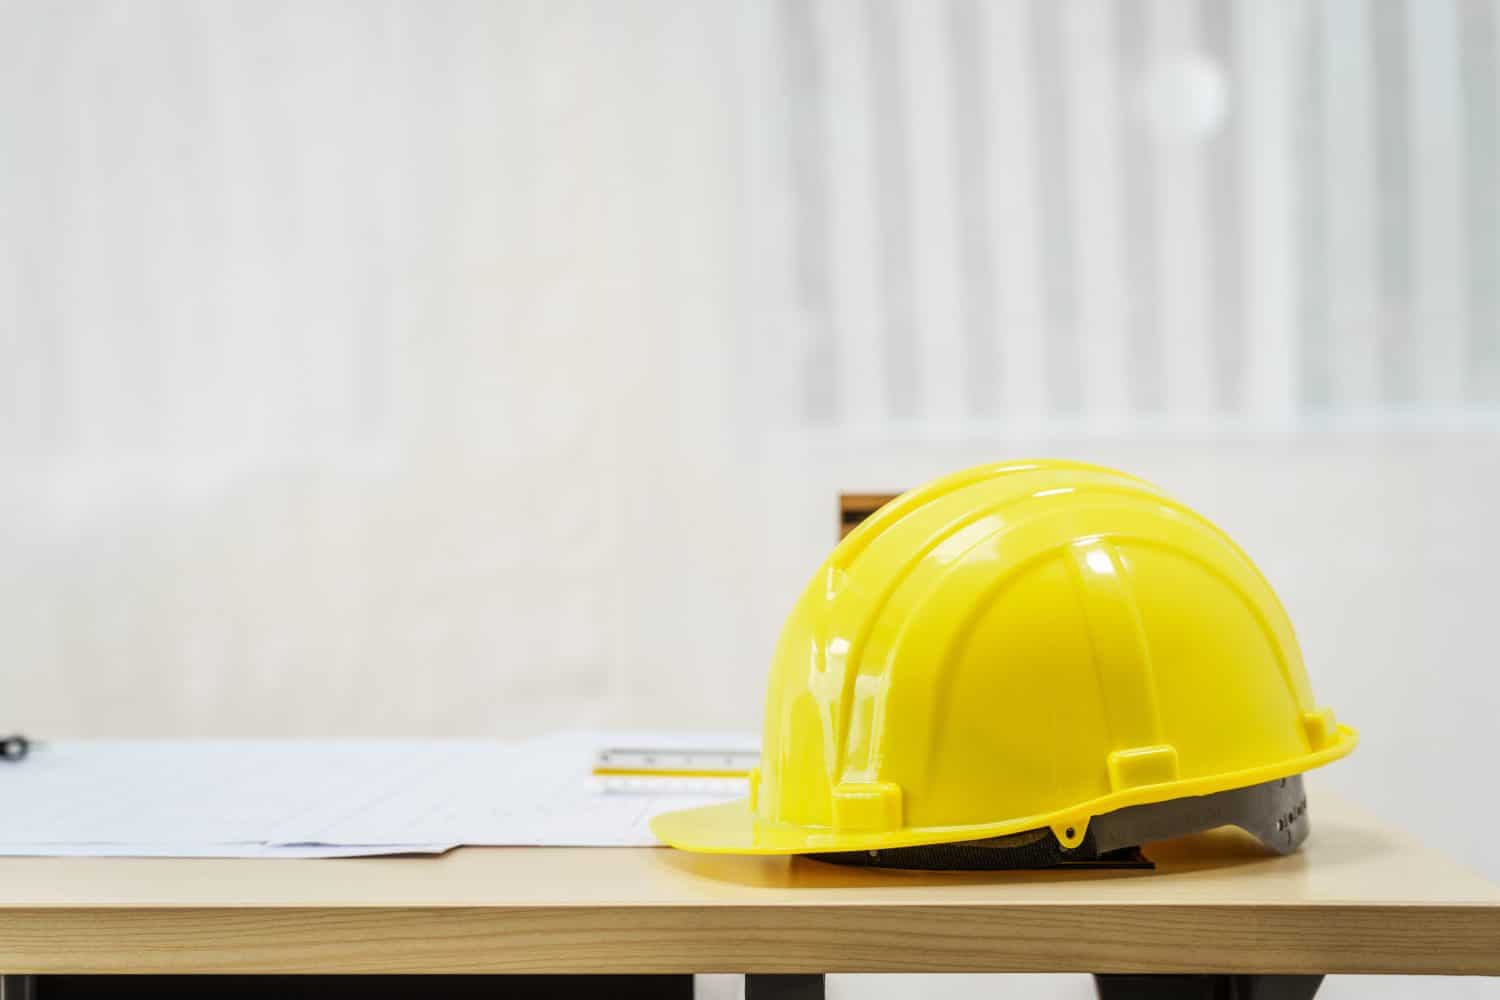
[591, 746, 759, 779]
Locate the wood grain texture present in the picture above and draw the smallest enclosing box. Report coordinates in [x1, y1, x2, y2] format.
[0, 794, 1496, 975]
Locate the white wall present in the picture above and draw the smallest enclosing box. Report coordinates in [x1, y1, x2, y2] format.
[2, 2, 1499, 997]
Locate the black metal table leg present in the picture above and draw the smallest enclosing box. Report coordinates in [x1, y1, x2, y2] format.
[0, 979, 36, 1000]
[1094, 974, 1323, 999]
[745, 974, 826, 1000]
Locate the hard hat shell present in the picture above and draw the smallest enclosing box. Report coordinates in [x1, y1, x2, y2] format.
[653, 460, 1356, 855]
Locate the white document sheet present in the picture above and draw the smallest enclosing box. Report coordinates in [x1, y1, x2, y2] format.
[0, 842, 453, 858]
[0, 731, 754, 858]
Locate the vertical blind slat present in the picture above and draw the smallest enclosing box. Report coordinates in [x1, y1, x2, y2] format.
[764, 0, 1500, 430]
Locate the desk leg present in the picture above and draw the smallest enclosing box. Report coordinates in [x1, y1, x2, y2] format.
[0, 977, 36, 1000]
[1094, 974, 1323, 999]
[744, 974, 825, 1000]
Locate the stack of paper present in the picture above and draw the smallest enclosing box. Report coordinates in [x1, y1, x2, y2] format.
[0, 731, 754, 858]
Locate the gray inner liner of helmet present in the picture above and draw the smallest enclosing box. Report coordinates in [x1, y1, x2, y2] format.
[806, 774, 1309, 870]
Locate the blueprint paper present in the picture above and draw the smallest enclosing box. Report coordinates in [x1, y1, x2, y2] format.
[266, 730, 755, 848]
[0, 842, 455, 858]
[0, 732, 753, 858]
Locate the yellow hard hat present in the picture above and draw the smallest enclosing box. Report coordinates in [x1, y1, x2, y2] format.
[653, 460, 1356, 864]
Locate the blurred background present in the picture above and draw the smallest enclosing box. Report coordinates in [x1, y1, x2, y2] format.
[2, 1, 1498, 996]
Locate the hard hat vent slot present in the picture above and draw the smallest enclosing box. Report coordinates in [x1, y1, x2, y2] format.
[830, 782, 903, 832]
[1107, 745, 1181, 791]
[1302, 708, 1339, 750]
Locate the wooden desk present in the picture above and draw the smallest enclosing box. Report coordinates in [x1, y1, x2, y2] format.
[0, 792, 1496, 998]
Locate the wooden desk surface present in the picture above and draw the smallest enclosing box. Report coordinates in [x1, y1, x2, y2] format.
[0, 791, 1496, 977]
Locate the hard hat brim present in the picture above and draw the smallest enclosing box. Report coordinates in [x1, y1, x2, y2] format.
[651, 724, 1358, 855]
